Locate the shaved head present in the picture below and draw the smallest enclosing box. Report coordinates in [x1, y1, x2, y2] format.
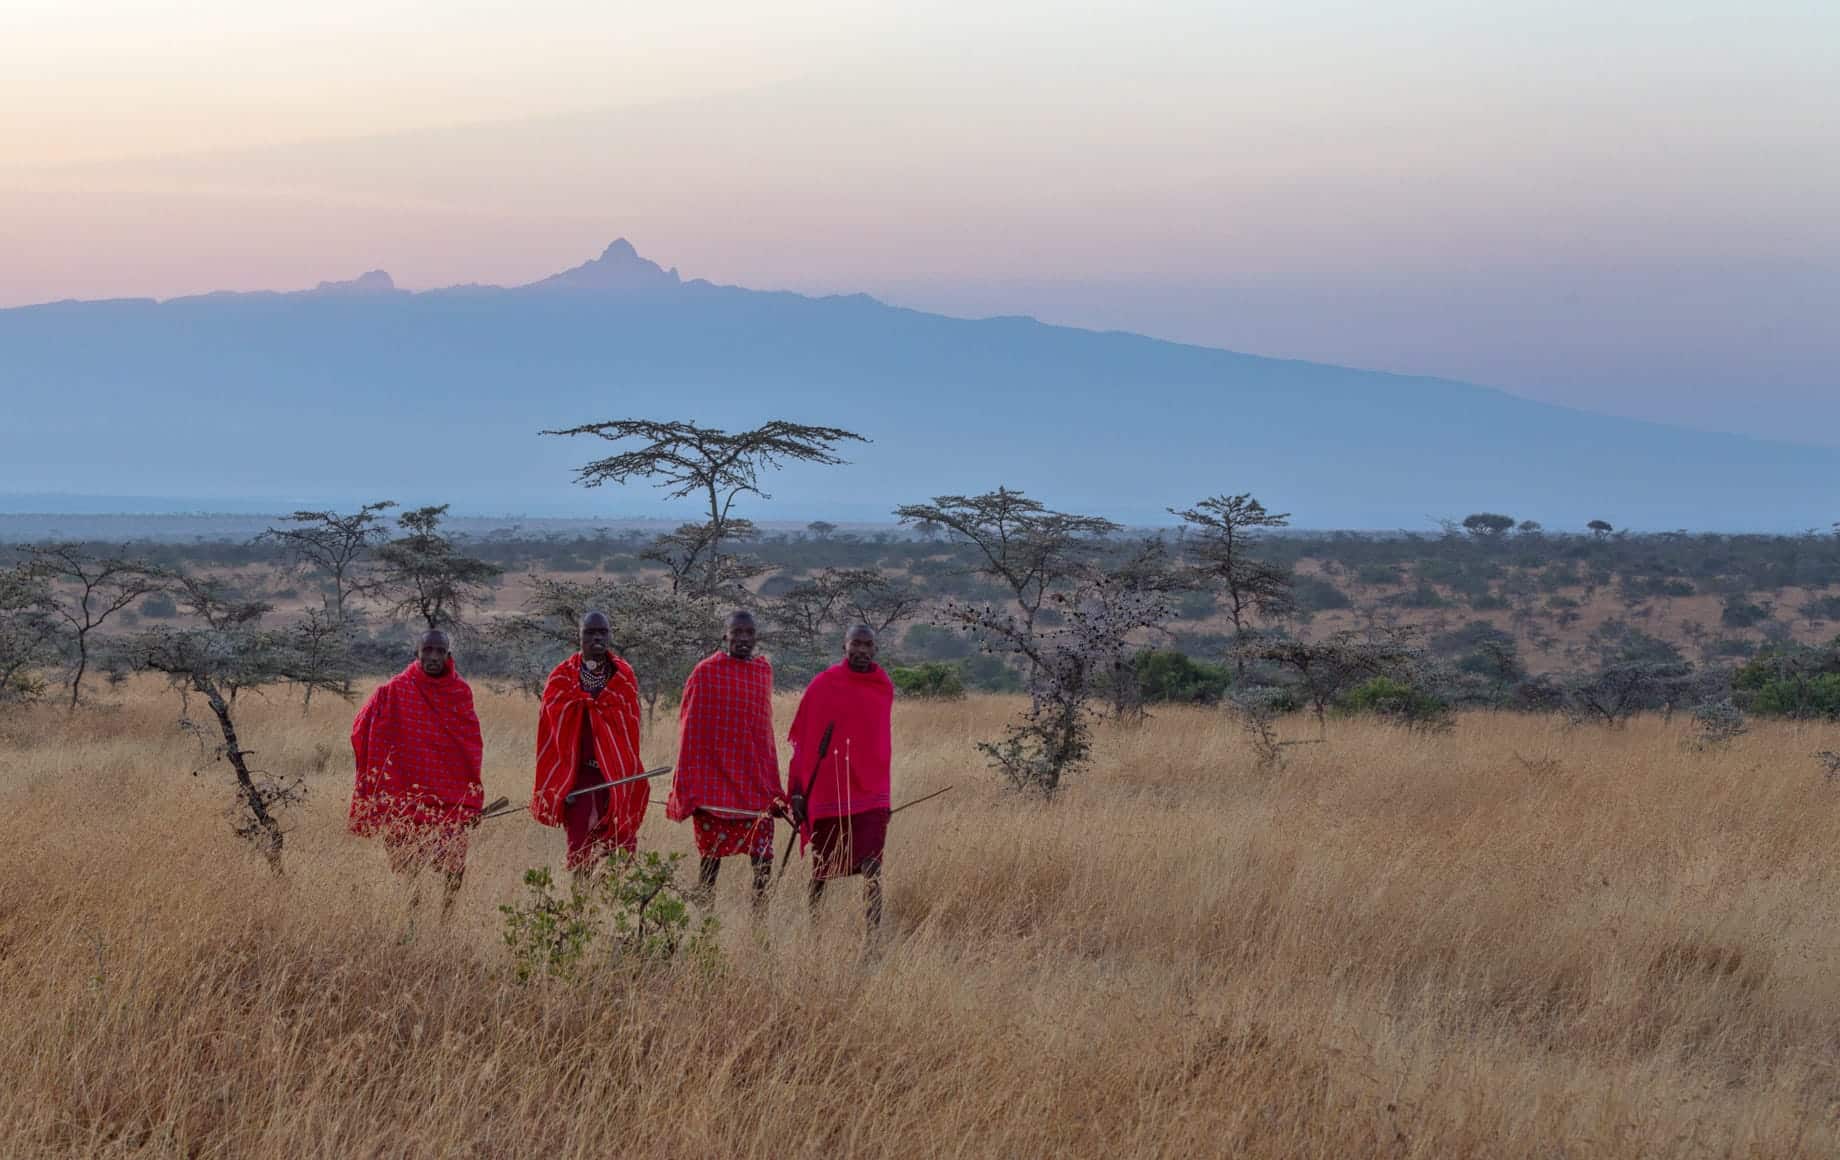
[416, 629, 451, 676]
[579, 609, 612, 663]
[723, 609, 758, 660]
[844, 623, 878, 672]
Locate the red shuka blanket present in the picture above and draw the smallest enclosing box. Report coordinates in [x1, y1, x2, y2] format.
[667, 651, 782, 819]
[788, 661, 894, 826]
[349, 659, 484, 834]
[531, 653, 646, 832]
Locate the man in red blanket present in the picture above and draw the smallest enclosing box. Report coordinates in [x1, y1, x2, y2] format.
[349, 629, 485, 917]
[667, 609, 784, 912]
[787, 625, 895, 930]
[531, 610, 647, 880]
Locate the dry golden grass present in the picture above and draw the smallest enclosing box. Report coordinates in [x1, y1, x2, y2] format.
[3, 681, 1840, 1157]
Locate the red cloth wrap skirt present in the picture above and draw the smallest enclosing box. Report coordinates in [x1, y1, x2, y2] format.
[806, 808, 890, 880]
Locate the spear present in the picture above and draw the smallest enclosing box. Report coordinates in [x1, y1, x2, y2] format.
[566, 764, 674, 802]
[889, 785, 954, 816]
[476, 765, 674, 822]
[776, 722, 833, 880]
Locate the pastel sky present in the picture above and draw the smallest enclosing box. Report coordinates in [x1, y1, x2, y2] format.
[2, 0, 1835, 441]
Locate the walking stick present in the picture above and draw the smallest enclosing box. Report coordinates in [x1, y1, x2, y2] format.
[776, 722, 833, 881]
[889, 785, 954, 816]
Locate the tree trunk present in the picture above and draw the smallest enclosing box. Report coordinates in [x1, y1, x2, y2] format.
[68, 635, 88, 709]
[198, 677, 285, 874]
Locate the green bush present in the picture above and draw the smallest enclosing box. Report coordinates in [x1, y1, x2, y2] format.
[1134, 649, 1233, 704]
[140, 592, 178, 618]
[500, 854, 717, 982]
[890, 662, 967, 699]
[902, 623, 974, 662]
[960, 654, 1024, 693]
[1801, 594, 1840, 622]
[1338, 676, 1453, 733]
[1292, 575, 1351, 612]
[1732, 641, 1840, 718]
[1721, 597, 1771, 629]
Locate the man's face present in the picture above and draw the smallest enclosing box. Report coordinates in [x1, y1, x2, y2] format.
[845, 630, 877, 672]
[418, 634, 450, 676]
[724, 617, 757, 660]
[580, 615, 612, 661]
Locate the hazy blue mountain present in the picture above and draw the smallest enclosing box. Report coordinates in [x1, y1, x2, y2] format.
[0, 240, 1831, 530]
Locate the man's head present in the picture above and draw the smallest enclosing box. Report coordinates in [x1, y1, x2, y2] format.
[580, 610, 612, 663]
[417, 629, 451, 676]
[844, 624, 877, 672]
[723, 610, 758, 660]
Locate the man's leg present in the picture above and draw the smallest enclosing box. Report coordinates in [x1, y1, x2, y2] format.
[440, 870, 465, 919]
[861, 856, 884, 930]
[808, 874, 827, 914]
[694, 856, 721, 906]
[749, 855, 772, 917]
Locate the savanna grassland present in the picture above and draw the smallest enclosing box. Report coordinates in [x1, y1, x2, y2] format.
[3, 682, 1839, 1157]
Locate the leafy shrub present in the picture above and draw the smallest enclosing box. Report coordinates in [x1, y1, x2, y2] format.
[960, 653, 1024, 693]
[1291, 575, 1351, 612]
[1172, 590, 1218, 620]
[1800, 594, 1840, 622]
[902, 623, 974, 662]
[1387, 583, 1447, 610]
[1338, 675, 1453, 733]
[1134, 649, 1233, 704]
[1745, 674, 1840, 718]
[891, 662, 967, 699]
[140, 592, 178, 619]
[1721, 597, 1772, 629]
[500, 854, 717, 982]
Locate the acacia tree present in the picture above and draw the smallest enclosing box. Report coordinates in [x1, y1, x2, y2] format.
[1170, 494, 1294, 670]
[374, 505, 503, 629]
[1084, 538, 1189, 719]
[896, 488, 1160, 794]
[768, 567, 923, 678]
[1251, 626, 1421, 730]
[542, 418, 868, 596]
[896, 488, 1119, 643]
[493, 576, 721, 715]
[0, 564, 59, 702]
[126, 571, 351, 872]
[25, 543, 166, 707]
[952, 562, 1172, 795]
[261, 501, 396, 625]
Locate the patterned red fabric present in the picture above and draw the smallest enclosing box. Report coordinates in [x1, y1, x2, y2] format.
[691, 809, 777, 860]
[349, 659, 484, 837]
[788, 661, 894, 826]
[667, 651, 782, 820]
[531, 653, 646, 850]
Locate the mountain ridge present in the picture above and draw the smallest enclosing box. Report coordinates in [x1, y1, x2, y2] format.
[1, 241, 1831, 531]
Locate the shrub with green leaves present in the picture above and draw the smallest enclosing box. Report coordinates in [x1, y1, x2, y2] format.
[1732, 640, 1840, 719]
[1134, 649, 1233, 704]
[890, 661, 967, 699]
[1338, 675, 1453, 734]
[500, 853, 717, 983]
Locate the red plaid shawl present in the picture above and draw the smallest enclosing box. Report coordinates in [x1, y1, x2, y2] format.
[349, 659, 484, 834]
[788, 661, 894, 825]
[531, 653, 645, 833]
[666, 651, 782, 819]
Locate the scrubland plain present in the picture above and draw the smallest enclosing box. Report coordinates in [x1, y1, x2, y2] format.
[2, 682, 1838, 1157]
